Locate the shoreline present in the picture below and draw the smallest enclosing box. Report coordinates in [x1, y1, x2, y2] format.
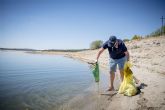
[26, 37, 165, 110]
[1, 36, 165, 110]
[26, 49, 109, 69]
[26, 50, 123, 110]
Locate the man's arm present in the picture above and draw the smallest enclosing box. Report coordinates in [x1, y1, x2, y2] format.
[96, 47, 105, 62]
[124, 51, 130, 61]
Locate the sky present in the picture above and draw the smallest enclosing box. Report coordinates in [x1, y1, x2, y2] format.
[0, 0, 165, 49]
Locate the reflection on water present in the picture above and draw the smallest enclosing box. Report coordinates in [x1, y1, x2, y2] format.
[0, 51, 96, 110]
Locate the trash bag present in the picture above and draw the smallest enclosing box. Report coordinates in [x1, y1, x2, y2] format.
[92, 62, 100, 82]
[118, 61, 137, 96]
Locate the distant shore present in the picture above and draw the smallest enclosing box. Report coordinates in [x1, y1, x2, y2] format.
[25, 49, 109, 69]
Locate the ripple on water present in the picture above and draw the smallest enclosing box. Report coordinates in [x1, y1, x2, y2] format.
[0, 51, 95, 110]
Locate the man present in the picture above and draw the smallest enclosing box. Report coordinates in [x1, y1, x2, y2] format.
[96, 36, 129, 91]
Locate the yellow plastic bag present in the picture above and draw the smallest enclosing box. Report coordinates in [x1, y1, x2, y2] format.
[118, 61, 137, 96]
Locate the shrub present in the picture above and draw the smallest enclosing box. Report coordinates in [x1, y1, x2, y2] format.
[131, 35, 142, 40]
[146, 25, 165, 37]
[123, 39, 130, 42]
[90, 40, 103, 49]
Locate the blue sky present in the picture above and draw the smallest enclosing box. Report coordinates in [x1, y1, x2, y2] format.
[0, 0, 165, 49]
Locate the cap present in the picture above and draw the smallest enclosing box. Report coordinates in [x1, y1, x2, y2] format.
[109, 36, 117, 43]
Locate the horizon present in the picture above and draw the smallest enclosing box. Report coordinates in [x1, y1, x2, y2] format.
[0, 35, 163, 50]
[0, 47, 90, 50]
[0, 0, 165, 49]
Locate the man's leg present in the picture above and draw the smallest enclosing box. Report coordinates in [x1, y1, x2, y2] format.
[108, 58, 116, 91]
[108, 71, 115, 91]
[119, 69, 124, 81]
[118, 56, 127, 82]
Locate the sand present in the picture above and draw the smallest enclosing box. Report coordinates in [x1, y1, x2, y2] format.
[31, 36, 165, 110]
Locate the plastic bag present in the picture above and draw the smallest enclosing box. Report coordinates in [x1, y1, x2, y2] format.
[92, 62, 99, 82]
[118, 61, 137, 96]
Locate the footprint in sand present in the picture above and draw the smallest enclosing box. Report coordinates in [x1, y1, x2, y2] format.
[137, 97, 148, 106]
[136, 98, 161, 110]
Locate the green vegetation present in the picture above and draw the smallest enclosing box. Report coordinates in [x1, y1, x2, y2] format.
[123, 39, 130, 42]
[0, 48, 37, 51]
[90, 40, 103, 49]
[0, 48, 89, 52]
[131, 35, 142, 40]
[146, 25, 165, 37]
[130, 25, 165, 40]
[42, 49, 89, 52]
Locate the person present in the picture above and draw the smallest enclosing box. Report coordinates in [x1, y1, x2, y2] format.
[96, 36, 129, 91]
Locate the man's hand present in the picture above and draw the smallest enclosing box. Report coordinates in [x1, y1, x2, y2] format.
[124, 51, 130, 61]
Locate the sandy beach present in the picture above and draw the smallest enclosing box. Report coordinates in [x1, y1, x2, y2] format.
[31, 36, 165, 110]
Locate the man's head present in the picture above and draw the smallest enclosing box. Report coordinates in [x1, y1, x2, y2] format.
[108, 36, 117, 47]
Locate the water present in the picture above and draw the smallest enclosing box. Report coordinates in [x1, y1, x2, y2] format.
[0, 51, 105, 110]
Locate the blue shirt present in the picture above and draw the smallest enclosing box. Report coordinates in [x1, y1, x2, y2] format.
[102, 39, 127, 59]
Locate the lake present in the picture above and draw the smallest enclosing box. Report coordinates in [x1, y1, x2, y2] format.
[0, 51, 108, 110]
